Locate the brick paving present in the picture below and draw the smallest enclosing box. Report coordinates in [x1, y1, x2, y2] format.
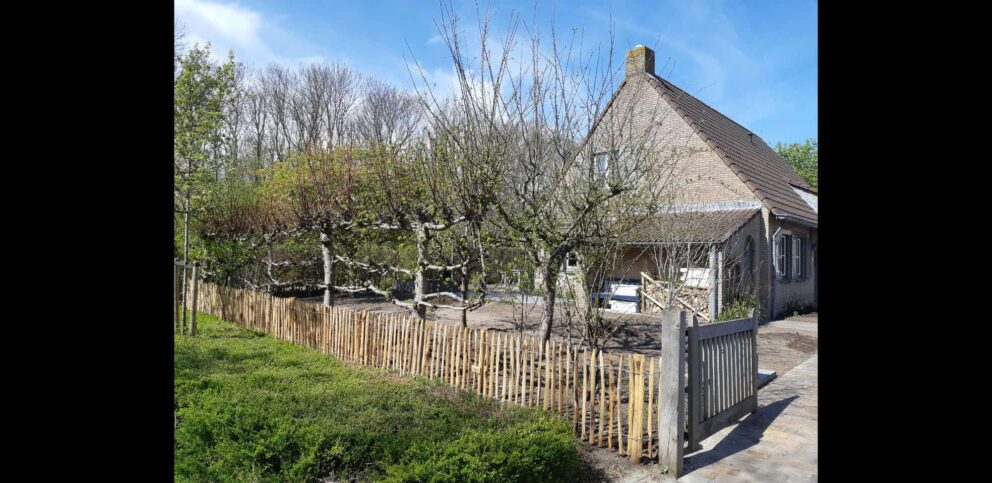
[679, 348, 818, 482]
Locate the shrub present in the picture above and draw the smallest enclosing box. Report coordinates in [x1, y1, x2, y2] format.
[382, 419, 578, 483]
[717, 293, 763, 321]
[175, 313, 579, 482]
[781, 297, 815, 318]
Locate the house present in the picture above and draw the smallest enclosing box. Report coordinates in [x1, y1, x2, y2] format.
[584, 45, 817, 321]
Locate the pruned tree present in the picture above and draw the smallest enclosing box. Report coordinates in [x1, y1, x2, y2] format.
[413, 3, 683, 341]
[337, 143, 477, 321]
[273, 147, 363, 306]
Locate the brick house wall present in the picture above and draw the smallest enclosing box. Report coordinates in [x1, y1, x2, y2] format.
[766, 217, 817, 318]
[593, 74, 759, 207]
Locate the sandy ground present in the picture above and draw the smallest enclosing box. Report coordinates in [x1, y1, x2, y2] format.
[304, 295, 818, 482]
[301, 294, 672, 353]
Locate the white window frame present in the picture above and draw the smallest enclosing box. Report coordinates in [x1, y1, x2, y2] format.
[774, 235, 788, 279]
[792, 236, 804, 279]
[565, 251, 580, 273]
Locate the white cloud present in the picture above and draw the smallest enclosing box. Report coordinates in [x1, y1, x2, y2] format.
[427, 34, 444, 45]
[175, 0, 274, 62]
[175, 0, 327, 68]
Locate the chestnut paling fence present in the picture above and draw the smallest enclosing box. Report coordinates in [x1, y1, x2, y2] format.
[177, 277, 674, 464]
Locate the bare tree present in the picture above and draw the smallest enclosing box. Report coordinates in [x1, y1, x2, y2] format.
[412, 3, 684, 342]
[242, 67, 270, 179]
[320, 63, 362, 148]
[289, 64, 328, 152]
[263, 64, 294, 163]
[354, 79, 423, 149]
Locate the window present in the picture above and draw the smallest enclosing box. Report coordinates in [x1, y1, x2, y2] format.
[774, 235, 788, 279]
[594, 152, 609, 177]
[775, 233, 807, 281]
[565, 251, 579, 273]
[792, 236, 805, 279]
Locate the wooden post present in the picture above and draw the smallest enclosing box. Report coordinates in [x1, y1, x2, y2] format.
[190, 262, 200, 336]
[588, 349, 596, 445]
[616, 353, 624, 455]
[607, 354, 614, 449]
[173, 259, 180, 333]
[708, 244, 718, 320]
[629, 354, 644, 462]
[581, 349, 588, 439]
[750, 312, 759, 414]
[647, 357, 655, 458]
[180, 261, 189, 335]
[598, 350, 606, 447]
[687, 314, 702, 451]
[658, 309, 687, 477]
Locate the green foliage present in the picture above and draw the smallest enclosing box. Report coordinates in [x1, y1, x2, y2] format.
[717, 293, 763, 322]
[175, 43, 238, 258]
[175, 314, 578, 482]
[382, 419, 577, 483]
[781, 297, 815, 319]
[774, 139, 818, 188]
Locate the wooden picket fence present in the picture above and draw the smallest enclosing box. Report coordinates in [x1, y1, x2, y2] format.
[183, 279, 669, 464]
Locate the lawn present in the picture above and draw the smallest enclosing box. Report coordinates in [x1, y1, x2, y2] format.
[174, 312, 579, 482]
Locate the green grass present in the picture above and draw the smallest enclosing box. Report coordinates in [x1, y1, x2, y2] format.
[175, 313, 579, 482]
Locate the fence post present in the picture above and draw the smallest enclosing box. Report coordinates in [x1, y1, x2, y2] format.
[658, 308, 686, 478]
[749, 309, 759, 414]
[190, 262, 200, 336]
[173, 258, 180, 333]
[181, 261, 189, 335]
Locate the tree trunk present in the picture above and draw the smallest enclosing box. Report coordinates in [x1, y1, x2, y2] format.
[413, 225, 428, 320]
[321, 231, 335, 307]
[538, 264, 559, 342]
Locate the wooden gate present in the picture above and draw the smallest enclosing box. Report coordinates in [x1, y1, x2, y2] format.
[686, 313, 758, 450]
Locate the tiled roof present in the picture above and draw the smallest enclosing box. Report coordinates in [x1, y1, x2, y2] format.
[646, 74, 818, 226]
[624, 208, 760, 244]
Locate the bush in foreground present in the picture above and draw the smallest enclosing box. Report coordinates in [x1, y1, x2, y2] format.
[174, 313, 578, 482]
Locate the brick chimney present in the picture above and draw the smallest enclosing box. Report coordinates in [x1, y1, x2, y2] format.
[625, 45, 655, 77]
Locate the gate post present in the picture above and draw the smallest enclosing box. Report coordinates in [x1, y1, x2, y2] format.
[687, 313, 702, 452]
[658, 308, 686, 477]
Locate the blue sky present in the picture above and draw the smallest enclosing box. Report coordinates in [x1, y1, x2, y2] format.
[175, 0, 816, 146]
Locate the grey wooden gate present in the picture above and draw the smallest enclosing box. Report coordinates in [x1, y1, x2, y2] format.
[686, 313, 758, 450]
